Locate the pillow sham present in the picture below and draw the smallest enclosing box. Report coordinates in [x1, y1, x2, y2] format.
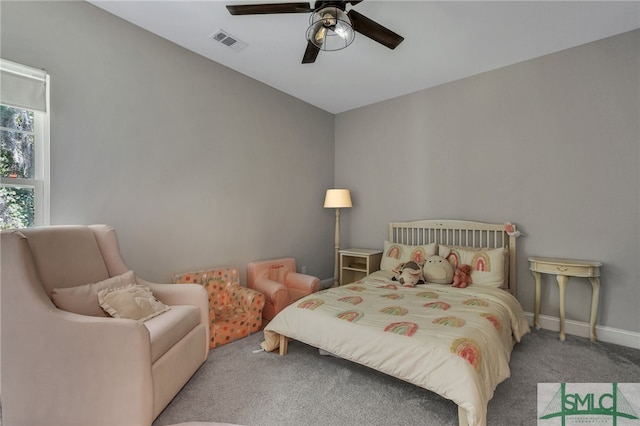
[98, 284, 170, 322]
[50, 270, 137, 317]
[380, 241, 437, 271]
[439, 245, 507, 288]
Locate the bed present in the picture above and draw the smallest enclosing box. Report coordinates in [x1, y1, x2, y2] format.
[261, 219, 530, 426]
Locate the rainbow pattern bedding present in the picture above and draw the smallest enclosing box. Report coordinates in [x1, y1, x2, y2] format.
[261, 270, 530, 426]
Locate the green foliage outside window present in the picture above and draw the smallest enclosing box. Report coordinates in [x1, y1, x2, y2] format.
[0, 186, 34, 229]
[1, 105, 36, 229]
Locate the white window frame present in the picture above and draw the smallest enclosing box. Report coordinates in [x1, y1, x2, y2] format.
[0, 60, 50, 227]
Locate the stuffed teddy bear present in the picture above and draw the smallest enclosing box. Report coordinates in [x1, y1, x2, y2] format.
[392, 261, 425, 287]
[422, 255, 454, 284]
[452, 264, 473, 288]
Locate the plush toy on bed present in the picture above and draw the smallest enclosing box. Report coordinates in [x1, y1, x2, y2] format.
[422, 255, 454, 284]
[392, 261, 425, 287]
[452, 264, 473, 288]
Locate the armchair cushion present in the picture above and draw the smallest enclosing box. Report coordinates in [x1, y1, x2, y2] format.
[98, 284, 170, 322]
[144, 305, 201, 362]
[20, 225, 112, 294]
[50, 270, 137, 317]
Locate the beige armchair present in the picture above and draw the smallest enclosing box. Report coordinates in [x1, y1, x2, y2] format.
[0, 225, 210, 426]
[247, 257, 320, 321]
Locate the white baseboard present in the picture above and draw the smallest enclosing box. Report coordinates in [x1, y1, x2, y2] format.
[524, 312, 640, 350]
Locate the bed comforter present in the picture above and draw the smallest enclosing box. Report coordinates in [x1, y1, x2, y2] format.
[261, 271, 530, 426]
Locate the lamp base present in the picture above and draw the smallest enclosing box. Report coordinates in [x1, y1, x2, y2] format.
[333, 208, 341, 286]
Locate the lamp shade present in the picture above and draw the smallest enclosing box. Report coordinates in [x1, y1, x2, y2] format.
[306, 6, 355, 51]
[324, 189, 352, 208]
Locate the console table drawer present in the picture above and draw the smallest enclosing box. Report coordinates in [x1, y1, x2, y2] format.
[529, 257, 601, 278]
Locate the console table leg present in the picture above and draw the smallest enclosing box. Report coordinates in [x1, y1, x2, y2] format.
[588, 277, 600, 342]
[556, 275, 568, 341]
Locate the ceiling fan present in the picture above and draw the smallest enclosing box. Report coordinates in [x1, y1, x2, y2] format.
[226, 1, 404, 64]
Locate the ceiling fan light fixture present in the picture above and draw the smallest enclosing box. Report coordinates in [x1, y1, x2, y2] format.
[306, 6, 354, 51]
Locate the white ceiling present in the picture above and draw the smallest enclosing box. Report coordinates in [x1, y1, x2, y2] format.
[89, 1, 640, 114]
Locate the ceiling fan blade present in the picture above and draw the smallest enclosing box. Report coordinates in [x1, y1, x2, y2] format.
[347, 9, 404, 50]
[302, 41, 320, 64]
[346, 0, 364, 5]
[226, 2, 312, 15]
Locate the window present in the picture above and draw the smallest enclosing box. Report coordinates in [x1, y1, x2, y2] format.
[0, 59, 49, 229]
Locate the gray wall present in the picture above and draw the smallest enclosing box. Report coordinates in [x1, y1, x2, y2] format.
[1, 1, 336, 283]
[3, 2, 638, 335]
[335, 30, 640, 333]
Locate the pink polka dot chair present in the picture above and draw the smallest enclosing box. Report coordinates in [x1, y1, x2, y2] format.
[173, 267, 265, 349]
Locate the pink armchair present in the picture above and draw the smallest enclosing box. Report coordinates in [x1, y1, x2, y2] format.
[0, 225, 209, 426]
[247, 257, 320, 321]
[173, 267, 265, 348]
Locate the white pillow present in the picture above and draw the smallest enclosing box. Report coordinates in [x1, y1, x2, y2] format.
[98, 284, 170, 322]
[439, 245, 507, 288]
[380, 241, 437, 271]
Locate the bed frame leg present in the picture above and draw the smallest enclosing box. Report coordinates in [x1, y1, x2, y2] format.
[279, 335, 289, 356]
[458, 406, 469, 426]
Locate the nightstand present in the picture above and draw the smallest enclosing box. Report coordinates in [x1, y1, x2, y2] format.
[528, 256, 602, 342]
[339, 248, 383, 285]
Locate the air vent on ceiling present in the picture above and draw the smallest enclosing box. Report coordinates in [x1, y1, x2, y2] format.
[210, 30, 248, 52]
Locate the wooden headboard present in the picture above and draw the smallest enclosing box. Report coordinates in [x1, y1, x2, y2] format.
[388, 219, 517, 295]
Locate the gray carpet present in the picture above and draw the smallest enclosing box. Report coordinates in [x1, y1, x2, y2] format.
[152, 329, 640, 426]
